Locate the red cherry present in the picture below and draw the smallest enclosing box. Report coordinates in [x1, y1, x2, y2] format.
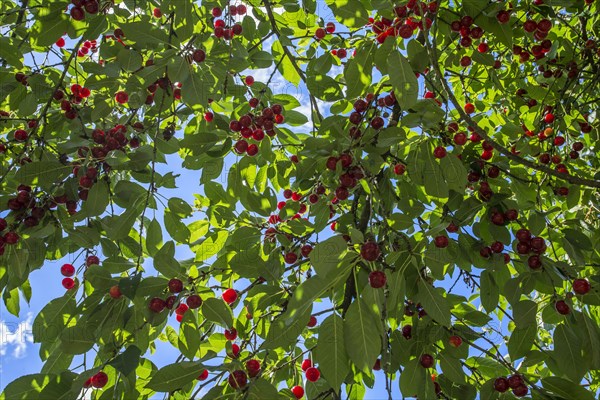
[222, 288, 238, 304]
[14, 129, 28, 142]
[229, 343, 240, 358]
[186, 294, 202, 309]
[464, 103, 475, 114]
[62, 277, 76, 290]
[301, 244, 313, 256]
[197, 369, 209, 380]
[4, 232, 19, 244]
[247, 144, 258, 156]
[544, 113, 555, 123]
[291, 385, 305, 399]
[225, 328, 237, 341]
[449, 335, 462, 348]
[86, 255, 100, 266]
[394, 164, 406, 175]
[454, 132, 467, 145]
[315, 28, 326, 39]
[307, 315, 317, 327]
[373, 359, 381, 371]
[109, 285, 122, 299]
[246, 359, 261, 378]
[508, 374, 524, 389]
[490, 241, 504, 253]
[513, 385, 528, 397]
[555, 300, 570, 315]
[176, 303, 189, 315]
[212, 7, 222, 17]
[369, 271, 387, 288]
[360, 242, 380, 261]
[234, 140, 248, 154]
[419, 354, 434, 368]
[326, 22, 335, 33]
[228, 370, 248, 389]
[305, 367, 320, 382]
[192, 49, 206, 63]
[528, 255, 542, 269]
[284, 252, 298, 264]
[70, 6, 85, 21]
[433, 146, 447, 158]
[91, 371, 108, 388]
[61, 263, 76, 277]
[115, 91, 129, 104]
[153, 7, 162, 17]
[245, 76, 254, 86]
[149, 297, 166, 313]
[168, 278, 184, 293]
[573, 279, 591, 295]
[301, 359, 312, 371]
[494, 377, 509, 392]
[434, 236, 449, 248]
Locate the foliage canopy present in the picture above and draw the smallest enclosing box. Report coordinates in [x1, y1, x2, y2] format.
[0, 0, 599, 399]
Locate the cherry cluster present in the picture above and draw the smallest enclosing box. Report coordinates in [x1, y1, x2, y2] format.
[69, 0, 100, 21]
[301, 359, 321, 382]
[231, 101, 284, 157]
[54, 83, 92, 120]
[493, 374, 528, 397]
[514, 228, 546, 270]
[370, 1, 437, 43]
[83, 123, 140, 162]
[211, 4, 247, 40]
[83, 371, 108, 390]
[60, 255, 99, 290]
[349, 92, 396, 138]
[0, 217, 19, 255]
[145, 75, 182, 105]
[314, 22, 335, 40]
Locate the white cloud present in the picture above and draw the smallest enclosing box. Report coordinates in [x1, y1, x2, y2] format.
[0, 313, 34, 359]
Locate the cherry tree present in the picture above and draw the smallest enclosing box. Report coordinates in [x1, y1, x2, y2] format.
[0, 0, 599, 399]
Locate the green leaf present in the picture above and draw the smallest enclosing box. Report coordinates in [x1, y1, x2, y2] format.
[32, 291, 77, 343]
[178, 315, 201, 360]
[439, 351, 465, 383]
[272, 40, 300, 86]
[441, 156, 468, 193]
[417, 281, 451, 327]
[315, 314, 350, 390]
[145, 361, 204, 392]
[325, 0, 370, 27]
[109, 346, 142, 376]
[15, 161, 71, 189]
[194, 230, 228, 262]
[117, 48, 143, 72]
[249, 51, 274, 68]
[81, 179, 109, 217]
[59, 325, 95, 354]
[344, 42, 374, 99]
[553, 324, 585, 383]
[201, 297, 233, 328]
[387, 51, 419, 109]
[399, 358, 428, 397]
[541, 376, 595, 400]
[6, 247, 29, 284]
[508, 325, 536, 360]
[2, 374, 52, 399]
[310, 236, 348, 277]
[462, 0, 488, 17]
[480, 270, 499, 313]
[344, 299, 381, 372]
[513, 300, 537, 328]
